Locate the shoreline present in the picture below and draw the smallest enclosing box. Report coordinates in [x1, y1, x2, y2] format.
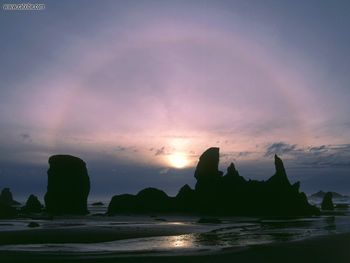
[0, 223, 201, 245]
[0, 232, 350, 262]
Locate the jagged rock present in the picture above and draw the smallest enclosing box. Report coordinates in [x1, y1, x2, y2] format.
[44, 155, 90, 215]
[292, 182, 300, 192]
[267, 155, 291, 185]
[321, 192, 334, 210]
[223, 162, 246, 184]
[175, 184, 195, 212]
[225, 163, 239, 177]
[108, 147, 319, 216]
[0, 188, 20, 206]
[22, 194, 43, 213]
[176, 184, 195, 200]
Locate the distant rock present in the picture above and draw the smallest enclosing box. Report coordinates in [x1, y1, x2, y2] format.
[310, 191, 348, 199]
[197, 217, 222, 224]
[321, 192, 335, 210]
[136, 188, 173, 212]
[335, 204, 349, 210]
[91, 202, 104, 206]
[108, 188, 173, 215]
[44, 155, 90, 215]
[21, 194, 43, 213]
[27, 222, 40, 228]
[108, 194, 138, 214]
[0, 188, 20, 206]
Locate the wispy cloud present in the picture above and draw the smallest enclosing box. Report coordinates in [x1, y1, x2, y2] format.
[264, 142, 298, 157]
[264, 142, 350, 167]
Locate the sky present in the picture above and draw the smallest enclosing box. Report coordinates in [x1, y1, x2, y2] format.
[1, 0, 350, 200]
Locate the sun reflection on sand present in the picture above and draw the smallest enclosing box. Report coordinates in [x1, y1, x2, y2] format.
[167, 234, 194, 248]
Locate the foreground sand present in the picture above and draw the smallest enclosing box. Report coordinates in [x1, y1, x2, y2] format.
[0, 223, 198, 245]
[0, 232, 350, 263]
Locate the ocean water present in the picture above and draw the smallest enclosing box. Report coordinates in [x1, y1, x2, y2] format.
[0, 198, 349, 257]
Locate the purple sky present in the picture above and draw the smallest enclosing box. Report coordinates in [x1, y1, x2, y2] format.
[1, 0, 350, 199]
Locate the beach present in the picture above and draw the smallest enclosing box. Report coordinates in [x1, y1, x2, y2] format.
[1, 200, 349, 262]
[0, 232, 349, 263]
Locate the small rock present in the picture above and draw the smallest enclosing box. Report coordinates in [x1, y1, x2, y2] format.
[91, 202, 104, 206]
[197, 217, 222, 224]
[27, 222, 40, 228]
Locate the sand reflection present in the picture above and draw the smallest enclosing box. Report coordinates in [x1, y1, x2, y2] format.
[166, 234, 195, 249]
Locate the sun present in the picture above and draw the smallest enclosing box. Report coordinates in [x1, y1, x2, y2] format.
[168, 153, 189, 169]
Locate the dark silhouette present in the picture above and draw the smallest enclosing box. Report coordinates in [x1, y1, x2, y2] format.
[91, 202, 104, 206]
[108, 188, 174, 214]
[0, 188, 19, 218]
[27, 222, 40, 228]
[21, 194, 43, 213]
[44, 155, 90, 215]
[321, 192, 334, 210]
[0, 188, 20, 206]
[108, 147, 320, 216]
[0, 202, 17, 218]
[335, 203, 349, 209]
[310, 190, 348, 199]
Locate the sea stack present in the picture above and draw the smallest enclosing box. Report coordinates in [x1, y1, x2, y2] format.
[22, 194, 43, 213]
[194, 147, 222, 180]
[321, 192, 334, 210]
[44, 155, 90, 215]
[0, 188, 20, 206]
[267, 154, 291, 186]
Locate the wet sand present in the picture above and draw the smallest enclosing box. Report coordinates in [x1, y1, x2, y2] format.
[0, 232, 350, 263]
[0, 223, 198, 245]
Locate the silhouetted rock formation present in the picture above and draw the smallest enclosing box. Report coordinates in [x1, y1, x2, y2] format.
[175, 184, 195, 212]
[108, 148, 319, 216]
[27, 222, 40, 228]
[321, 192, 334, 210]
[21, 194, 43, 213]
[194, 147, 222, 180]
[108, 188, 173, 214]
[91, 202, 104, 206]
[310, 191, 347, 199]
[44, 155, 90, 215]
[267, 155, 291, 185]
[0, 188, 20, 206]
[197, 217, 222, 224]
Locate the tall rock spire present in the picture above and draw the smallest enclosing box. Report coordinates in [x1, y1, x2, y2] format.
[267, 154, 291, 185]
[194, 147, 221, 180]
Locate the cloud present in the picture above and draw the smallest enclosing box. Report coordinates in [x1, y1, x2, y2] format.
[264, 142, 298, 157]
[19, 133, 32, 142]
[154, 146, 166, 156]
[264, 142, 350, 168]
